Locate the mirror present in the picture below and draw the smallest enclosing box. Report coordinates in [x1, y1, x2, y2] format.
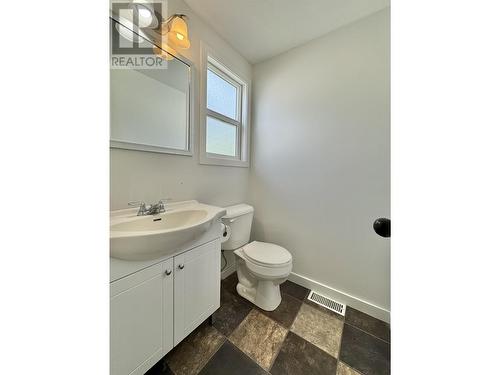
[110, 18, 192, 155]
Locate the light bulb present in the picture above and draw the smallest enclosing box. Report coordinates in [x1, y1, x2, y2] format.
[131, 1, 158, 28]
[138, 7, 151, 19]
[164, 15, 191, 49]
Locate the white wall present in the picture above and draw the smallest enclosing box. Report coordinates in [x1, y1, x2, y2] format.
[250, 9, 390, 320]
[110, 0, 252, 210]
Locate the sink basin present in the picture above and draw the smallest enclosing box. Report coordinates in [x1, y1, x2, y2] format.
[110, 201, 226, 260]
[112, 210, 208, 232]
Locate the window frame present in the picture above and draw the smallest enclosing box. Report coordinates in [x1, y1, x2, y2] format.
[206, 63, 242, 159]
[200, 43, 250, 167]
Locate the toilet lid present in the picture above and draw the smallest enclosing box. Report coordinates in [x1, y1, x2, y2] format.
[242, 241, 292, 266]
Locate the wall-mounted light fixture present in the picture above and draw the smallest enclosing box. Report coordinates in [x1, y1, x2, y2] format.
[114, 0, 159, 43]
[130, 0, 159, 28]
[161, 14, 191, 49]
[152, 45, 174, 61]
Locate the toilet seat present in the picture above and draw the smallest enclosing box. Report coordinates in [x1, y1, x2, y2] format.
[242, 241, 292, 267]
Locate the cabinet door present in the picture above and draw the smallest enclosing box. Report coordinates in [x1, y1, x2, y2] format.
[173, 239, 221, 345]
[162, 259, 174, 355]
[110, 259, 173, 375]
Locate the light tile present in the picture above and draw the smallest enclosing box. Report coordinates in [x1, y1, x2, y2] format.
[291, 303, 343, 358]
[304, 298, 345, 321]
[336, 361, 362, 375]
[229, 309, 288, 370]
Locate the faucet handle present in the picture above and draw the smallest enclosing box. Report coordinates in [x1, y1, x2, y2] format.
[157, 198, 172, 211]
[128, 201, 148, 216]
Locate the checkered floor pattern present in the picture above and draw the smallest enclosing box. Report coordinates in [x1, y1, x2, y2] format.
[146, 272, 390, 375]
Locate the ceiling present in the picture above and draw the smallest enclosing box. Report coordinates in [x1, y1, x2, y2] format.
[184, 0, 390, 64]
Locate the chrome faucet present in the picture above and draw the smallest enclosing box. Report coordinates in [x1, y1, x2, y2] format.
[128, 199, 171, 216]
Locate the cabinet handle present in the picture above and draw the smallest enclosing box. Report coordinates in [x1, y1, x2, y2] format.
[178, 264, 185, 270]
[165, 270, 172, 276]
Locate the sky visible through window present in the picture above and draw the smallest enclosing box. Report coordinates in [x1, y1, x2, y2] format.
[206, 68, 238, 156]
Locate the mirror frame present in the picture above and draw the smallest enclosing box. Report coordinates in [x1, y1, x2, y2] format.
[109, 15, 194, 156]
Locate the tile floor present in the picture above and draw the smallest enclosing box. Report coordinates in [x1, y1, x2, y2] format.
[147, 272, 390, 375]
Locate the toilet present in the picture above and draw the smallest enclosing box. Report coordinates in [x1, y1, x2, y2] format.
[222, 204, 293, 311]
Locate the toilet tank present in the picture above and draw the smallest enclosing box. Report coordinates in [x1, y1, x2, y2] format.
[221, 204, 254, 250]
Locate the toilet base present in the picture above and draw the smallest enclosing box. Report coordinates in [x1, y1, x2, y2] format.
[233, 247, 292, 312]
[236, 281, 282, 311]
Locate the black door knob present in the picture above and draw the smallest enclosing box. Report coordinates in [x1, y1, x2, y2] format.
[373, 218, 390, 238]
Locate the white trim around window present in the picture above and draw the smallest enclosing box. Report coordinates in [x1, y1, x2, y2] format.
[199, 42, 250, 167]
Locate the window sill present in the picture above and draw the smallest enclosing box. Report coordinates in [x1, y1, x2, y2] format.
[111, 140, 193, 156]
[199, 154, 249, 168]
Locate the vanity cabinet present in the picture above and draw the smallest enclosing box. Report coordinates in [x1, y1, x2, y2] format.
[173, 239, 220, 345]
[110, 239, 220, 375]
[110, 259, 173, 375]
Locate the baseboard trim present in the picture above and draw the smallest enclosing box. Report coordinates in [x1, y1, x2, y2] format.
[288, 272, 390, 323]
[220, 263, 236, 279]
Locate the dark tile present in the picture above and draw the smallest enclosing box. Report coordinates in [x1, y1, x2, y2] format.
[281, 280, 310, 301]
[165, 321, 226, 375]
[304, 298, 345, 321]
[340, 324, 390, 375]
[145, 357, 174, 375]
[221, 272, 239, 296]
[270, 332, 337, 375]
[258, 293, 302, 329]
[199, 341, 268, 375]
[345, 307, 390, 342]
[212, 288, 253, 336]
[229, 309, 288, 370]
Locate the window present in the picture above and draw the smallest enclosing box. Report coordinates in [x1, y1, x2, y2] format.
[200, 47, 249, 167]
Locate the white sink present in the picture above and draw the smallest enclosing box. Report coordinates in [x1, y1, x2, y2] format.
[110, 200, 226, 260]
